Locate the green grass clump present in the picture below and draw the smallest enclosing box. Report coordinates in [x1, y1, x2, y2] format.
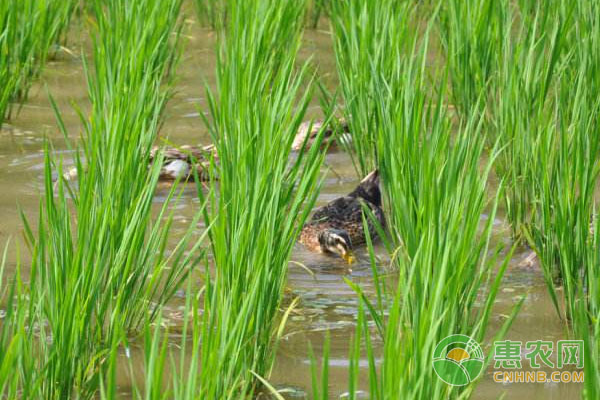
[193, 0, 331, 31]
[100, 281, 204, 399]
[578, 227, 599, 399]
[441, 0, 565, 239]
[492, 2, 565, 240]
[531, 91, 600, 396]
[197, 0, 326, 397]
[193, 0, 225, 30]
[528, 77, 599, 323]
[366, 74, 514, 399]
[0, 0, 77, 126]
[330, 0, 415, 176]
[306, 0, 329, 29]
[0, 245, 30, 398]
[328, 18, 519, 396]
[438, 0, 505, 118]
[524, 3, 600, 396]
[16, 0, 205, 397]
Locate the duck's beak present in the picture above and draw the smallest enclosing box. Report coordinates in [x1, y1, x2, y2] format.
[342, 251, 355, 264]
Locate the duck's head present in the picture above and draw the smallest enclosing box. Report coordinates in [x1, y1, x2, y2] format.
[318, 229, 355, 264]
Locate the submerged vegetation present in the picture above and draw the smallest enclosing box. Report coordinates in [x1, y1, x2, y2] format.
[0, 0, 598, 398]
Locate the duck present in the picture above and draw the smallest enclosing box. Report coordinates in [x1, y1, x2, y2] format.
[61, 118, 346, 183]
[292, 117, 350, 151]
[154, 117, 345, 178]
[62, 144, 218, 182]
[149, 144, 217, 181]
[299, 170, 384, 263]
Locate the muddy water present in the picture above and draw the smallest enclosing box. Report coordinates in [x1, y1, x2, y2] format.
[0, 12, 582, 400]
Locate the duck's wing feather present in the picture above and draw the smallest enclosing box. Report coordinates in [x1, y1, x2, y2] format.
[310, 196, 358, 222]
[310, 197, 383, 227]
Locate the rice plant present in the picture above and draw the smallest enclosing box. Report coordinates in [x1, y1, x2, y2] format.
[329, 0, 416, 176]
[578, 228, 599, 399]
[192, 0, 329, 31]
[370, 87, 515, 398]
[494, 3, 567, 240]
[0, 244, 30, 397]
[197, 0, 327, 397]
[527, 76, 599, 321]
[332, 17, 520, 395]
[523, 4, 600, 398]
[17, 0, 208, 397]
[486, 3, 600, 399]
[438, 0, 506, 118]
[309, 334, 330, 400]
[569, 5, 600, 395]
[306, 0, 329, 29]
[2, 0, 600, 397]
[440, 0, 567, 239]
[99, 279, 205, 399]
[193, 0, 225, 30]
[0, 0, 78, 125]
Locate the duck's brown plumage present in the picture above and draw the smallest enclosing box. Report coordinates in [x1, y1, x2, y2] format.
[61, 144, 218, 183]
[292, 118, 350, 151]
[299, 170, 384, 252]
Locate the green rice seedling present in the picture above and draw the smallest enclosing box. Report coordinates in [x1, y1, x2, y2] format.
[17, 0, 209, 397]
[527, 76, 600, 322]
[494, 5, 563, 238]
[526, 0, 600, 335]
[518, 4, 600, 398]
[197, 0, 326, 397]
[306, 0, 328, 29]
[308, 334, 330, 400]
[570, 6, 600, 395]
[103, 281, 205, 400]
[0, 244, 30, 397]
[491, 2, 566, 239]
[371, 109, 514, 396]
[579, 315, 599, 399]
[531, 109, 600, 395]
[329, 0, 416, 176]
[441, 0, 568, 240]
[169, 288, 203, 400]
[571, 0, 600, 94]
[575, 216, 600, 400]
[194, 0, 328, 31]
[341, 28, 519, 397]
[193, 0, 225, 30]
[0, 0, 78, 125]
[525, 0, 600, 318]
[316, 88, 520, 397]
[513, 3, 600, 398]
[438, 0, 506, 118]
[101, 314, 170, 400]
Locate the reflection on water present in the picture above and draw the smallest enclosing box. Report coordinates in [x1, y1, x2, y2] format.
[0, 14, 581, 400]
